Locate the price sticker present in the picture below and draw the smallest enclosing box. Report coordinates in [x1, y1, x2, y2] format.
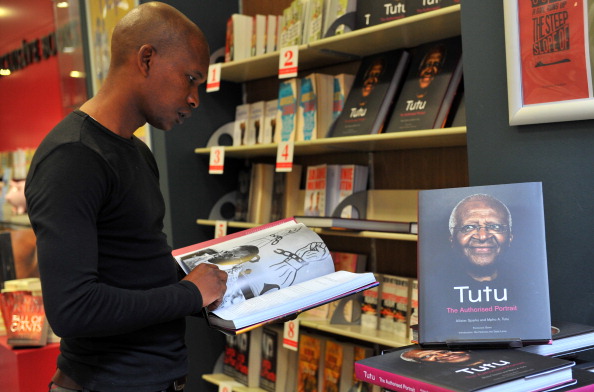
[283, 318, 299, 351]
[278, 46, 299, 79]
[276, 141, 294, 172]
[214, 220, 227, 238]
[209, 146, 225, 174]
[206, 63, 221, 92]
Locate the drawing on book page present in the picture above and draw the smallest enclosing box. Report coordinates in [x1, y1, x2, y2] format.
[178, 223, 335, 309]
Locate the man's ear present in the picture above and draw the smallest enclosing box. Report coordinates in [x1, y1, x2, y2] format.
[137, 44, 155, 76]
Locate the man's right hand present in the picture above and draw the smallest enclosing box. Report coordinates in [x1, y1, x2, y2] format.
[183, 263, 227, 311]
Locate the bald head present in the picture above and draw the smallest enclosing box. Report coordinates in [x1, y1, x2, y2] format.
[110, 1, 208, 69]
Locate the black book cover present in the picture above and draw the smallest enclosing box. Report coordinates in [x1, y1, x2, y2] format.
[519, 321, 594, 357]
[355, 0, 406, 29]
[385, 36, 462, 132]
[418, 182, 552, 348]
[355, 346, 575, 392]
[405, 0, 460, 17]
[328, 50, 409, 138]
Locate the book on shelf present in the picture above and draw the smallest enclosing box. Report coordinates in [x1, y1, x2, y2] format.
[172, 218, 378, 334]
[222, 334, 239, 379]
[295, 215, 418, 234]
[262, 99, 278, 144]
[225, 13, 253, 62]
[233, 103, 250, 146]
[234, 328, 263, 387]
[417, 182, 552, 349]
[234, 164, 251, 222]
[259, 325, 298, 392]
[385, 35, 463, 133]
[355, 345, 577, 392]
[247, 163, 275, 224]
[361, 273, 382, 330]
[355, 0, 406, 29]
[406, 0, 460, 17]
[275, 78, 301, 143]
[270, 165, 303, 223]
[328, 49, 410, 138]
[518, 321, 594, 358]
[251, 14, 267, 57]
[323, 0, 357, 38]
[331, 73, 356, 126]
[378, 274, 411, 339]
[323, 339, 345, 392]
[336, 164, 369, 218]
[0, 290, 49, 347]
[266, 15, 280, 54]
[447, 83, 466, 127]
[303, 164, 342, 217]
[408, 278, 418, 339]
[306, 0, 325, 43]
[246, 101, 265, 146]
[555, 369, 594, 391]
[297, 73, 334, 141]
[297, 332, 325, 392]
[331, 251, 367, 273]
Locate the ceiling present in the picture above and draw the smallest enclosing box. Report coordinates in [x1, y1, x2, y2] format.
[0, 0, 55, 52]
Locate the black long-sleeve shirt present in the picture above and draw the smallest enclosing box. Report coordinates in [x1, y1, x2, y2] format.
[25, 110, 203, 392]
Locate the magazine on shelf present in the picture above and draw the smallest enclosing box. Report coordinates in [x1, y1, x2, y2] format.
[172, 218, 378, 335]
[355, 345, 576, 392]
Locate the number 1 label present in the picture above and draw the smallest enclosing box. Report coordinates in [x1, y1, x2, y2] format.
[206, 63, 221, 93]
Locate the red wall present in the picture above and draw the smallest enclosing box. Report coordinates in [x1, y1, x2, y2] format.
[0, 0, 65, 151]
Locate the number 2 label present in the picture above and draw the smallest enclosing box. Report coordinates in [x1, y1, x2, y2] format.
[279, 46, 299, 79]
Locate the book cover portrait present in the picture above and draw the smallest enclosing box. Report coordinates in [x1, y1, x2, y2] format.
[418, 182, 551, 348]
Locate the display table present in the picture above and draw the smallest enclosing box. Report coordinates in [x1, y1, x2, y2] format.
[0, 335, 59, 392]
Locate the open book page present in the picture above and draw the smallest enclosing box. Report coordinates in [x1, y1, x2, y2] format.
[173, 220, 335, 310]
[210, 270, 377, 329]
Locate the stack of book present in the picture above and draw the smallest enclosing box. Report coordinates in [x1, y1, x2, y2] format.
[353, 182, 594, 391]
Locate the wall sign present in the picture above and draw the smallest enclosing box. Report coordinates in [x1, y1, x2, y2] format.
[0, 32, 58, 75]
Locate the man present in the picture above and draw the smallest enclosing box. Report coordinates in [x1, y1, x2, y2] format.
[25, 2, 227, 391]
[401, 348, 474, 364]
[448, 193, 513, 282]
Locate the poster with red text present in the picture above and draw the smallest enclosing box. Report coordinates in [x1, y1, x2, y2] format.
[519, 0, 590, 105]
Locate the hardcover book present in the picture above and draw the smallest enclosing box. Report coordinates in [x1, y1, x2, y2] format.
[378, 274, 411, 338]
[355, 0, 407, 30]
[417, 182, 552, 348]
[335, 164, 369, 218]
[259, 325, 299, 392]
[328, 49, 410, 138]
[518, 321, 594, 358]
[331, 73, 356, 126]
[295, 215, 418, 234]
[323, 340, 345, 392]
[385, 36, 463, 132]
[297, 333, 325, 392]
[355, 346, 576, 392]
[361, 273, 382, 330]
[233, 103, 250, 146]
[303, 164, 341, 217]
[172, 218, 378, 334]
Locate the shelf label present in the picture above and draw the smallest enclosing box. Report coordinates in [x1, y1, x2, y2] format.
[218, 380, 242, 392]
[283, 318, 299, 351]
[279, 46, 299, 79]
[214, 220, 227, 238]
[206, 63, 221, 92]
[209, 146, 225, 174]
[276, 141, 294, 172]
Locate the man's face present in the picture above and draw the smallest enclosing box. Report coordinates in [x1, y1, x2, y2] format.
[451, 200, 512, 268]
[404, 349, 471, 364]
[144, 38, 209, 131]
[362, 63, 383, 97]
[418, 50, 443, 89]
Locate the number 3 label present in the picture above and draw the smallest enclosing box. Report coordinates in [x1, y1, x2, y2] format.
[279, 46, 299, 79]
[209, 146, 225, 174]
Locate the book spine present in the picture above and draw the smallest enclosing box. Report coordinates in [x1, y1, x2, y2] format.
[354, 362, 453, 392]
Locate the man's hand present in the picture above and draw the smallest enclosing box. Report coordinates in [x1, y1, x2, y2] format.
[183, 263, 227, 311]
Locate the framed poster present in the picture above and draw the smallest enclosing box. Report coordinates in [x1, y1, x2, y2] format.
[503, 0, 594, 125]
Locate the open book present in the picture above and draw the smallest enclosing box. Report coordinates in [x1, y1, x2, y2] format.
[172, 218, 378, 334]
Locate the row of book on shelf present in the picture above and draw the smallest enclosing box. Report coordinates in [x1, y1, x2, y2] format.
[227, 35, 465, 148]
[221, 325, 380, 392]
[224, 0, 461, 63]
[233, 162, 370, 225]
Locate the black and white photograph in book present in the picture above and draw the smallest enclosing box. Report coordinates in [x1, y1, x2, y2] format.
[417, 182, 552, 348]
